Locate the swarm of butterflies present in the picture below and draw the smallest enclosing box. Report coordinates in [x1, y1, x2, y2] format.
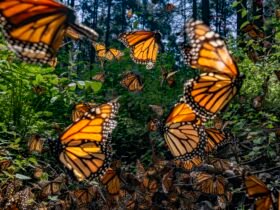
[0, 0, 279, 210]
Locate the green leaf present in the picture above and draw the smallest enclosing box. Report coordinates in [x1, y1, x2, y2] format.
[232, 1, 240, 8]
[240, 21, 250, 29]
[85, 81, 102, 93]
[241, 9, 247, 18]
[253, 15, 261, 20]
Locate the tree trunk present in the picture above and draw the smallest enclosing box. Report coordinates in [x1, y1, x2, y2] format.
[121, 0, 126, 31]
[215, 0, 219, 32]
[69, 0, 74, 7]
[182, 0, 187, 41]
[90, 0, 99, 65]
[142, 0, 148, 28]
[105, 0, 112, 47]
[220, 0, 226, 36]
[236, 0, 247, 49]
[93, 0, 99, 28]
[201, 0, 210, 26]
[192, 0, 197, 20]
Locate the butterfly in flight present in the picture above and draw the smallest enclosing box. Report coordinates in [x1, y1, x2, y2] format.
[161, 102, 207, 161]
[181, 20, 244, 119]
[92, 72, 105, 83]
[0, 0, 98, 65]
[120, 71, 144, 92]
[119, 31, 162, 69]
[57, 99, 119, 181]
[93, 43, 124, 61]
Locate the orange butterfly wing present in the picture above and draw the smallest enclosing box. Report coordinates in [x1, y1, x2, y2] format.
[205, 128, 233, 153]
[100, 168, 121, 195]
[183, 72, 243, 119]
[0, 0, 98, 64]
[163, 103, 206, 160]
[183, 20, 239, 77]
[119, 31, 161, 69]
[244, 175, 273, 210]
[176, 155, 203, 170]
[71, 102, 96, 122]
[192, 172, 226, 195]
[58, 101, 119, 181]
[182, 20, 244, 119]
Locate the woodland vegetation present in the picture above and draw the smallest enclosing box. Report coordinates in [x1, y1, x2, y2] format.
[0, 0, 279, 209]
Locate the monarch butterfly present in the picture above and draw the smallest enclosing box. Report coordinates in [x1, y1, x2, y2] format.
[191, 172, 226, 195]
[161, 69, 178, 87]
[244, 175, 276, 210]
[40, 176, 65, 197]
[0, 0, 98, 65]
[119, 189, 137, 210]
[204, 128, 233, 154]
[28, 134, 44, 153]
[71, 102, 96, 122]
[93, 43, 124, 61]
[147, 119, 157, 132]
[142, 176, 158, 193]
[120, 72, 144, 92]
[162, 170, 173, 193]
[126, 9, 133, 19]
[181, 20, 244, 119]
[0, 159, 11, 172]
[32, 85, 46, 95]
[92, 72, 105, 83]
[100, 167, 121, 195]
[162, 102, 207, 160]
[208, 158, 232, 172]
[72, 186, 99, 208]
[165, 3, 176, 12]
[241, 23, 265, 39]
[119, 31, 161, 69]
[71, 100, 119, 122]
[58, 100, 119, 181]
